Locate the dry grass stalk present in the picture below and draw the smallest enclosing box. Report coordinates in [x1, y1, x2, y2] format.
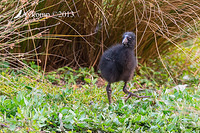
[1, 0, 200, 72]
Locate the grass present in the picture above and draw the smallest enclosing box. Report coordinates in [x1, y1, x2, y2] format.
[0, 47, 200, 132]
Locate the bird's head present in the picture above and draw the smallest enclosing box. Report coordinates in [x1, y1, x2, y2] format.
[122, 32, 136, 48]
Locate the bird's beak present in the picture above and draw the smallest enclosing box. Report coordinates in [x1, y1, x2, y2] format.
[122, 37, 128, 46]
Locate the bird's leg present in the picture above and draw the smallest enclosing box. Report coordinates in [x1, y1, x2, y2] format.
[106, 83, 112, 105]
[123, 82, 150, 102]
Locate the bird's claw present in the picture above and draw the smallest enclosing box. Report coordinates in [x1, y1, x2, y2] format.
[124, 92, 151, 102]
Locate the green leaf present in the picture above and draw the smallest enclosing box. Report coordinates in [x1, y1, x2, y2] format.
[113, 117, 120, 125]
[64, 115, 74, 124]
[25, 86, 33, 90]
[84, 78, 91, 83]
[167, 123, 175, 131]
[64, 123, 74, 129]
[9, 124, 16, 131]
[77, 122, 89, 128]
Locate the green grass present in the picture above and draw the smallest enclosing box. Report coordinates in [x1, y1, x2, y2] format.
[0, 45, 200, 132]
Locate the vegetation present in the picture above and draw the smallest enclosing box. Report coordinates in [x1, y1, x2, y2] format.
[0, 0, 200, 132]
[1, 0, 200, 70]
[0, 42, 199, 132]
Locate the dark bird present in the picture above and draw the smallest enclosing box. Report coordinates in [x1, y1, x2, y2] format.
[99, 32, 150, 104]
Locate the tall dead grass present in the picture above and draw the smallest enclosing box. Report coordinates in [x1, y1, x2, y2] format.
[1, 0, 200, 72]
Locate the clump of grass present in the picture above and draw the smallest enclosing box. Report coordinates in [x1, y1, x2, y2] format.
[0, 0, 59, 93]
[144, 38, 200, 86]
[43, 0, 200, 69]
[2, 0, 199, 70]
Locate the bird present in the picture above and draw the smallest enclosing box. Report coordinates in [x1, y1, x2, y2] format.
[99, 32, 150, 104]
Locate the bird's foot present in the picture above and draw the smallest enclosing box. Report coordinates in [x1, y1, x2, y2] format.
[125, 91, 151, 102]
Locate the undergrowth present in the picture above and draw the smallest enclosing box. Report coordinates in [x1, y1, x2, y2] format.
[0, 44, 200, 132]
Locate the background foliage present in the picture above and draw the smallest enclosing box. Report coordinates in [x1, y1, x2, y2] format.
[0, 0, 200, 71]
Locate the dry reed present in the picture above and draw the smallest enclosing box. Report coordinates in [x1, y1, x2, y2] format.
[1, 0, 200, 71]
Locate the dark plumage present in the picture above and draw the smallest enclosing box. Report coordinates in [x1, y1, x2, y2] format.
[99, 32, 150, 104]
